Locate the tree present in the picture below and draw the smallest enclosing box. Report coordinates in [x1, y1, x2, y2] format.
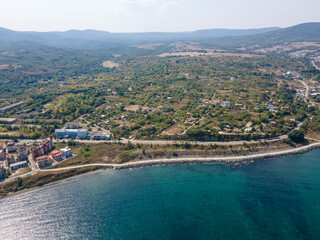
[288, 130, 305, 143]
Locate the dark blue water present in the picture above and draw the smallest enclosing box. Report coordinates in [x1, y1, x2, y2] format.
[1, 151, 320, 240]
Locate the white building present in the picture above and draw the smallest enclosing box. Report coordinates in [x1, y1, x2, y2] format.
[60, 147, 73, 158]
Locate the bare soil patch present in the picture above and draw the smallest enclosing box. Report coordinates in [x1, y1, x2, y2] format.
[102, 61, 119, 68]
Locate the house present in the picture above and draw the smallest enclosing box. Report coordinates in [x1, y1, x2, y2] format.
[65, 122, 80, 129]
[0, 149, 6, 161]
[31, 138, 53, 158]
[36, 155, 50, 168]
[212, 100, 220, 105]
[246, 122, 253, 128]
[267, 105, 275, 111]
[17, 146, 29, 161]
[119, 125, 125, 130]
[6, 155, 15, 165]
[0, 143, 5, 150]
[88, 131, 111, 139]
[50, 150, 64, 161]
[281, 106, 290, 110]
[233, 128, 240, 133]
[55, 129, 88, 138]
[270, 121, 277, 127]
[221, 101, 231, 107]
[0, 164, 6, 179]
[6, 141, 17, 153]
[60, 147, 73, 158]
[10, 161, 28, 171]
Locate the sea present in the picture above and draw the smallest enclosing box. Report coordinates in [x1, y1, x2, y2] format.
[1, 151, 320, 240]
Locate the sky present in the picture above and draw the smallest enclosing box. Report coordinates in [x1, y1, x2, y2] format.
[0, 0, 320, 32]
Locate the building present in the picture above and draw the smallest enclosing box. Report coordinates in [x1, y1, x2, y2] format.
[50, 150, 64, 161]
[10, 161, 28, 171]
[55, 129, 88, 138]
[60, 147, 73, 158]
[0, 149, 6, 161]
[17, 146, 29, 161]
[0, 101, 26, 113]
[36, 155, 51, 168]
[6, 155, 15, 165]
[65, 122, 80, 129]
[6, 141, 17, 153]
[221, 101, 231, 107]
[31, 138, 53, 158]
[0, 143, 5, 150]
[88, 131, 111, 139]
[0, 164, 6, 179]
[267, 105, 275, 111]
[270, 121, 277, 127]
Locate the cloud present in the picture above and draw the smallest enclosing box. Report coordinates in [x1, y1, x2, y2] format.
[160, 1, 183, 11]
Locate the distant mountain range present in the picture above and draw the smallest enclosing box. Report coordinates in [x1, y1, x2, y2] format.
[0, 22, 320, 49]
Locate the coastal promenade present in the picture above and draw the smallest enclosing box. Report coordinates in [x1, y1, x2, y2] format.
[40, 142, 320, 172]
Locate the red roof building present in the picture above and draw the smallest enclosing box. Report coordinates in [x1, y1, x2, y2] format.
[36, 155, 50, 168]
[50, 150, 64, 161]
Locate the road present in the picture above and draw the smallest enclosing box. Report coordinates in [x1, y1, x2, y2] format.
[3, 141, 320, 185]
[312, 60, 320, 71]
[0, 117, 308, 148]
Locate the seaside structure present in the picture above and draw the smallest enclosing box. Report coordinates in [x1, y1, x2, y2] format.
[36, 155, 50, 168]
[60, 147, 73, 158]
[10, 161, 28, 171]
[0, 101, 26, 113]
[6, 141, 17, 153]
[55, 129, 88, 138]
[17, 146, 29, 161]
[31, 138, 53, 158]
[50, 150, 64, 161]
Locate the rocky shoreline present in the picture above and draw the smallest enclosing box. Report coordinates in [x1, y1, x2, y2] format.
[113, 143, 320, 170]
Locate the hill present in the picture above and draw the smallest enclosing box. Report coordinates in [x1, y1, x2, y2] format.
[0, 27, 279, 48]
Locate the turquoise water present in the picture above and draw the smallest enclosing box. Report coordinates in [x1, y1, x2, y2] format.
[1, 151, 320, 239]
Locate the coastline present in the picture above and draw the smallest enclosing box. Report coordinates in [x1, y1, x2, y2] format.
[1, 142, 320, 199]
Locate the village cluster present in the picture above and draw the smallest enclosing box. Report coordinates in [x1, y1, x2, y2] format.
[0, 139, 73, 179]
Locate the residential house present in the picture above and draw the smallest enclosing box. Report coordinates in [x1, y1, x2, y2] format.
[10, 161, 28, 171]
[6, 155, 15, 165]
[0, 149, 6, 161]
[212, 100, 220, 106]
[50, 150, 64, 161]
[0, 143, 5, 150]
[17, 146, 29, 161]
[36, 155, 51, 168]
[270, 121, 277, 127]
[221, 101, 231, 107]
[60, 147, 73, 158]
[267, 105, 275, 111]
[31, 138, 53, 158]
[88, 131, 111, 139]
[6, 141, 17, 153]
[0, 164, 5, 179]
[65, 122, 80, 129]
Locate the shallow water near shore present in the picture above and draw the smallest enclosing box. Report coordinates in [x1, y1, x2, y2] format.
[1, 150, 320, 239]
